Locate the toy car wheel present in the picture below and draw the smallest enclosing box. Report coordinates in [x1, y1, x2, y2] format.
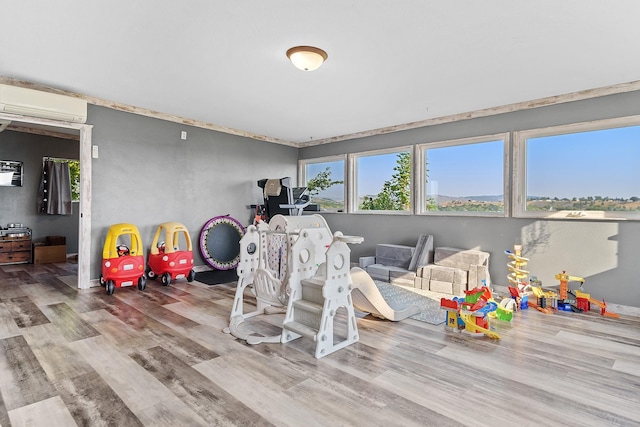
[138, 275, 147, 291]
[187, 269, 196, 282]
[161, 272, 171, 286]
[100, 275, 106, 287]
[146, 269, 156, 280]
[106, 280, 115, 295]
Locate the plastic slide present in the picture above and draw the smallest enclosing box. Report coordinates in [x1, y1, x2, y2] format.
[459, 311, 501, 339]
[349, 267, 421, 321]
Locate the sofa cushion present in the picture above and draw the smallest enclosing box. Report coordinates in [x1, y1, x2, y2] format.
[366, 264, 391, 281]
[389, 269, 416, 282]
[419, 265, 466, 284]
[359, 256, 376, 269]
[375, 244, 415, 269]
[408, 234, 434, 271]
[413, 277, 428, 289]
[434, 247, 490, 271]
[365, 264, 413, 282]
[416, 265, 431, 279]
[468, 264, 491, 289]
[429, 280, 454, 294]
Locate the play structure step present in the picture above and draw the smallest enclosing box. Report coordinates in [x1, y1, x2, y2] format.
[292, 299, 323, 315]
[301, 277, 325, 288]
[282, 320, 318, 340]
[300, 278, 325, 304]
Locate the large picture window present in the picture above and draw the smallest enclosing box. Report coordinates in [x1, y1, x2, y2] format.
[416, 134, 508, 216]
[350, 147, 412, 213]
[299, 156, 346, 212]
[514, 116, 640, 220]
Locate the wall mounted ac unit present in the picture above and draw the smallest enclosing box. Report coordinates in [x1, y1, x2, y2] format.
[0, 84, 87, 124]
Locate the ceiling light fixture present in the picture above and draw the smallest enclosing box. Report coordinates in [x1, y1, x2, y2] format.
[286, 46, 328, 71]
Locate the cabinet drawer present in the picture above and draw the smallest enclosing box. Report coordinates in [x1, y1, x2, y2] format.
[0, 242, 10, 253]
[12, 240, 31, 251]
[0, 251, 31, 264]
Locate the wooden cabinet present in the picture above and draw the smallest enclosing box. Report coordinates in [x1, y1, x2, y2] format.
[0, 234, 32, 265]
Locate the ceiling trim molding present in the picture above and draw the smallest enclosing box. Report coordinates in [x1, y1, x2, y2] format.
[0, 76, 297, 148]
[298, 79, 640, 147]
[6, 124, 80, 141]
[3, 75, 640, 149]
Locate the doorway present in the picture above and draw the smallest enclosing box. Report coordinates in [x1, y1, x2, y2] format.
[0, 112, 92, 289]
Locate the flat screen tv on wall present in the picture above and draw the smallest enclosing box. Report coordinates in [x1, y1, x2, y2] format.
[0, 160, 23, 187]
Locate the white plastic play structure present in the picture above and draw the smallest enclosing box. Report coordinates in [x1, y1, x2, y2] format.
[350, 267, 421, 321]
[224, 213, 419, 358]
[226, 214, 360, 357]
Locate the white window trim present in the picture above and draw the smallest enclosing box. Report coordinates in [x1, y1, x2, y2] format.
[298, 154, 347, 213]
[416, 133, 510, 217]
[348, 145, 414, 214]
[514, 115, 640, 220]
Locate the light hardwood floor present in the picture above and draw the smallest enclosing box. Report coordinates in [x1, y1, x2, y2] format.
[0, 261, 639, 427]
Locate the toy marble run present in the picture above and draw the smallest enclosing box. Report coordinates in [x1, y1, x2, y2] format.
[555, 270, 584, 301]
[440, 286, 501, 339]
[529, 286, 557, 314]
[573, 290, 620, 318]
[554, 271, 619, 318]
[505, 245, 530, 291]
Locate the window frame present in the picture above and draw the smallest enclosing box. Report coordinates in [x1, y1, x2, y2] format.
[416, 133, 510, 217]
[348, 145, 414, 215]
[298, 154, 347, 214]
[513, 115, 640, 220]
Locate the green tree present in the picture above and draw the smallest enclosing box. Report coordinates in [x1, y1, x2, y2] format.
[69, 160, 80, 201]
[360, 152, 411, 211]
[306, 167, 343, 196]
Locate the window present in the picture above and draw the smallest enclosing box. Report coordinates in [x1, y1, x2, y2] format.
[43, 158, 80, 201]
[350, 147, 412, 213]
[514, 116, 640, 220]
[416, 134, 508, 216]
[299, 156, 346, 212]
[69, 160, 80, 201]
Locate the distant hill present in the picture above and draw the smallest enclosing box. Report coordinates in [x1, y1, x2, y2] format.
[326, 194, 504, 204]
[431, 194, 503, 203]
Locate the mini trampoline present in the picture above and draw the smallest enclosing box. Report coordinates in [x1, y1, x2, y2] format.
[199, 215, 246, 270]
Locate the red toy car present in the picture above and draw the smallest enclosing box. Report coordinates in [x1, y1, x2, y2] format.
[146, 221, 195, 286]
[100, 223, 147, 295]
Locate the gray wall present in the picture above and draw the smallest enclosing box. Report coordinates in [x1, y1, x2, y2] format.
[0, 131, 79, 252]
[4, 90, 639, 309]
[300, 90, 640, 308]
[88, 105, 298, 279]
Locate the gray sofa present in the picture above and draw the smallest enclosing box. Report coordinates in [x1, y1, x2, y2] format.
[359, 234, 434, 286]
[359, 239, 491, 295]
[414, 247, 491, 294]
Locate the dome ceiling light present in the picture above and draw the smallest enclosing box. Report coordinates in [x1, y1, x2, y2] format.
[286, 46, 328, 71]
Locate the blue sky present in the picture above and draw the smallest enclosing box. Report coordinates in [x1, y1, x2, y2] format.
[528, 125, 640, 199]
[426, 141, 503, 197]
[306, 125, 640, 200]
[307, 160, 345, 199]
[357, 153, 403, 196]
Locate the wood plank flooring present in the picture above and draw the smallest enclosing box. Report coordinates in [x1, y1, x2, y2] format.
[0, 261, 639, 426]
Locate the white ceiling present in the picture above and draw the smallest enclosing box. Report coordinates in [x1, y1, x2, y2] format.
[2, 1, 640, 146]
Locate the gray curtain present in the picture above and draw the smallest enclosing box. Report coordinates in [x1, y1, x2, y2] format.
[38, 160, 72, 215]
